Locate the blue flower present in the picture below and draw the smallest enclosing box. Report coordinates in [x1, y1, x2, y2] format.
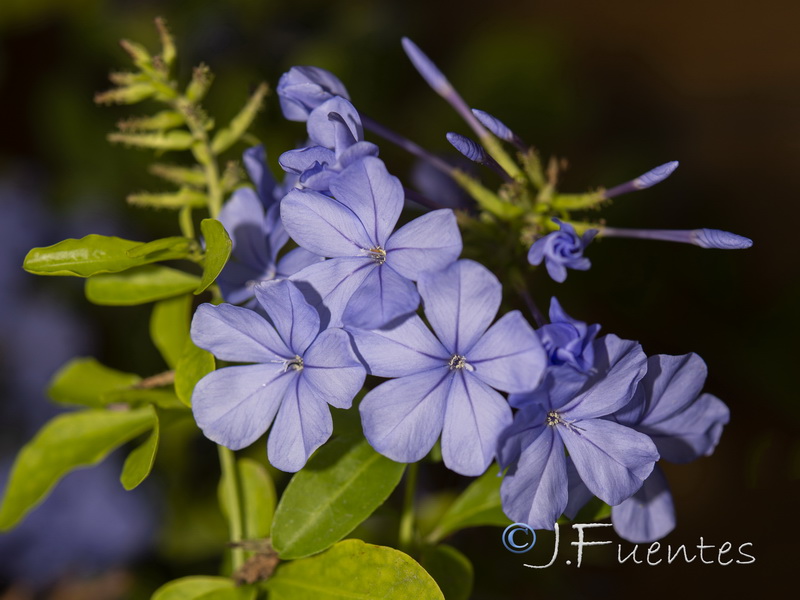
[283, 156, 462, 329]
[537, 297, 600, 373]
[279, 97, 379, 194]
[528, 219, 597, 282]
[277, 66, 350, 122]
[217, 147, 318, 306]
[190, 280, 366, 472]
[350, 259, 547, 476]
[499, 334, 658, 530]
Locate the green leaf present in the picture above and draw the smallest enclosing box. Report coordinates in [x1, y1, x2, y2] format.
[151, 295, 192, 368]
[86, 265, 201, 305]
[174, 337, 215, 407]
[48, 358, 141, 407]
[102, 387, 187, 410]
[428, 463, 510, 543]
[127, 236, 194, 261]
[23, 235, 162, 277]
[265, 539, 444, 600]
[420, 545, 473, 600]
[196, 219, 232, 294]
[121, 413, 160, 490]
[271, 436, 405, 559]
[0, 407, 157, 530]
[239, 458, 276, 539]
[152, 576, 256, 600]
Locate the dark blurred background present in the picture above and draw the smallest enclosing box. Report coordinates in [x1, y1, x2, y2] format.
[1, 0, 797, 598]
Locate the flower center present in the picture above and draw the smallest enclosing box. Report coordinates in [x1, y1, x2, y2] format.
[286, 355, 304, 372]
[448, 354, 473, 371]
[366, 246, 387, 265]
[545, 410, 564, 427]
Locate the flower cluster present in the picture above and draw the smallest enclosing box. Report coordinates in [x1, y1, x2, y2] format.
[189, 40, 749, 543]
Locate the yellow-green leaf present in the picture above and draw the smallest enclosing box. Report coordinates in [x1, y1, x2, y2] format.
[86, 265, 201, 305]
[48, 358, 141, 407]
[151, 295, 192, 368]
[195, 219, 231, 294]
[121, 414, 160, 490]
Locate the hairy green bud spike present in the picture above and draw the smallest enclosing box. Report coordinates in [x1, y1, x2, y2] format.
[119, 39, 152, 71]
[551, 192, 607, 211]
[108, 71, 141, 86]
[95, 84, 156, 105]
[108, 131, 195, 151]
[148, 163, 207, 187]
[155, 17, 176, 67]
[117, 111, 185, 132]
[210, 82, 269, 154]
[127, 188, 209, 210]
[186, 64, 213, 103]
[220, 161, 243, 193]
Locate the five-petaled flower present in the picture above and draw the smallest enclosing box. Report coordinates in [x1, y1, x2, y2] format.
[350, 259, 547, 476]
[190, 279, 366, 472]
[528, 218, 597, 283]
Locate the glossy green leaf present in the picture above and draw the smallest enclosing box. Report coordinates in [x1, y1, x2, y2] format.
[272, 437, 405, 559]
[428, 463, 510, 543]
[101, 388, 186, 410]
[85, 265, 201, 305]
[127, 236, 194, 261]
[23, 235, 159, 277]
[0, 407, 156, 530]
[420, 545, 473, 600]
[151, 295, 192, 368]
[265, 539, 444, 600]
[174, 337, 215, 407]
[196, 219, 232, 294]
[48, 357, 141, 407]
[152, 576, 256, 600]
[239, 458, 277, 539]
[121, 413, 160, 490]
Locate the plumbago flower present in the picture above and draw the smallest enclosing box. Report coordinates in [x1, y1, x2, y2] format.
[217, 146, 319, 306]
[283, 156, 462, 329]
[498, 334, 659, 529]
[537, 297, 601, 373]
[277, 65, 350, 122]
[190, 279, 366, 472]
[528, 218, 597, 283]
[279, 96, 379, 193]
[602, 353, 729, 542]
[350, 259, 547, 476]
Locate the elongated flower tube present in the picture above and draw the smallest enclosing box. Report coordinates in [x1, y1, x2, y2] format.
[190, 280, 366, 472]
[351, 259, 547, 476]
[602, 161, 680, 199]
[446, 132, 510, 180]
[599, 226, 753, 249]
[472, 108, 527, 151]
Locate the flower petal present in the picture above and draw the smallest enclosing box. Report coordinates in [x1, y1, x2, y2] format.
[560, 418, 658, 506]
[467, 310, 546, 393]
[342, 264, 420, 329]
[307, 97, 363, 149]
[359, 369, 451, 463]
[348, 314, 450, 377]
[279, 146, 336, 176]
[254, 280, 320, 355]
[192, 364, 292, 450]
[563, 458, 594, 519]
[500, 426, 567, 530]
[290, 257, 375, 328]
[328, 157, 403, 248]
[276, 246, 323, 278]
[301, 328, 366, 409]
[642, 393, 730, 463]
[384, 209, 463, 280]
[267, 378, 333, 472]
[559, 334, 647, 419]
[497, 404, 547, 469]
[417, 259, 501, 354]
[243, 145, 277, 207]
[637, 353, 709, 425]
[190, 302, 291, 362]
[612, 465, 676, 543]
[281, 188, 372, 256]
[219, 187, 270, 268]
[441, 372, 512, 476]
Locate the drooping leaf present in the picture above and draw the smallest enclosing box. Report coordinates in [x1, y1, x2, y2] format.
[23, 235, 177, 277]
[420, 545, 473, 600]
[121, 414, 160, 490]
[265, 539, 444, 600]
[48, 357, 141, 408]
[427, 463, 510, 543]
[0, 407, 157, 530]
[151, 294, 192, 368]
[271, 436, 405, 560]
[174, 337, 215, 407]
[152, 576, 256, 600]
[195, 219, 232, 294]
[127, 236, 194, 261]
[86, 265, 201, 305]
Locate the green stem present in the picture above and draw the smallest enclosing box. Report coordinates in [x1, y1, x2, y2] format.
[217, 445, 245, 572]
[398, 463, 419, 553]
